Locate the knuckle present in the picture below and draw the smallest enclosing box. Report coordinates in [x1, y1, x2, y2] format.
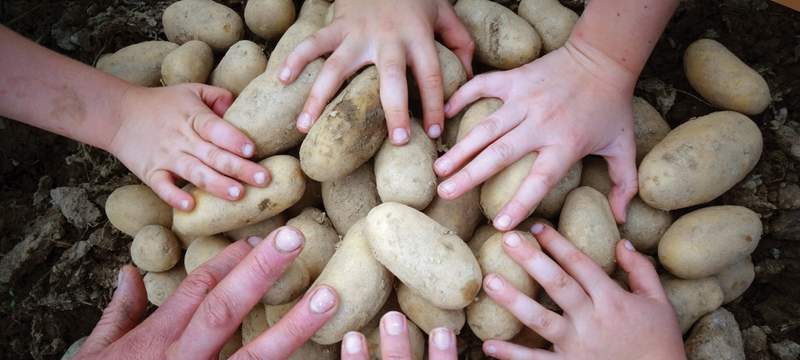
[550, 272, 571, 291]
[180, 270, 218, 299]
[566, 250, 588, 266]
[201, 290, 237, 328]
[419, 71, 443, 90]
[384, 353, 408, 360]
[477, 117, 500, 138]
[230, 348, 261, 360]
[249, 251, 278, 281]
[281, 317, 308, 340]
[524, 311, 553, 331]
[532, 172, 558, 190]
[381, 61, 406, 79]
[323, 55, 345, 73]
[488, 142, 514, 163]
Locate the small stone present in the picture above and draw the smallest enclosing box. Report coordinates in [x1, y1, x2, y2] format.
[684, 308, 745, 360]
[769, 210, 800, 241]
[770, 340, 800, 360]
[742, 326, 767, 355]
[777, 183, 800, 209]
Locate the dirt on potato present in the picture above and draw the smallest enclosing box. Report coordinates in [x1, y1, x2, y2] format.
[1, 0, 799, 359]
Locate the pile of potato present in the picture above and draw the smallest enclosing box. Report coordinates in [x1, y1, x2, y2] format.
[94, 0, 771, 359]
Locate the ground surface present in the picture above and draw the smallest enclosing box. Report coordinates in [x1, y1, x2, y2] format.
[0, 0, 799, 359]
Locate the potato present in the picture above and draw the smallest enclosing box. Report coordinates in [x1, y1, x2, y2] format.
[424, 187, 482, 240]
[580, 156, 612, 195]
[684, 308, 745, 360]
[286, 179, 323, 218]
[639, 111, 763, 211]
[300, 66, 386, 182]
[286, 208, 339, 278]
[265, 299, 298, 327]
[364, 316, 426, 360]
[172, 155, 306, 243]
[558, 186, 619, 273]
[714, 257, 755, 304]
[659, 206, 761, 279]
[242, 304, 268, 344]
[535, 161, 582, 219]
[632, 97, 670, 164]
[224, 214, 286, 241]
[366, 203, 482, 310]
[441, 110, 465, 150]
[409, 42, 467, 101]
[619, 197, 672, 252]
[162, 0, 244, 52]
[96, 41, 178, 86]
[397, 283, 465, 334]
[286, 342, 339, 360]
[684, 39, 771, 115]
[457, 98, 503, 141]
[244, 0, 296, 40]
[262, 260, 310, 305]
[210, 40, 268, 96]
[321, 163, 380, 234]
[143, 265, 187, 306]
[131, 225, 181, 272]
[375, 121, 437, 209]
[184, 235, 230, 274]
[223, 0, 330, 158]
[219, 331, 242, 360]
[454, 0, 541, 69]
[161, 40, 214, 85]
[105, 184, 172, 236]
[481, 153, 537, 220]
[61, 337, 86, 360]
[468, 224, 499, 254]
[518, 0, 578, 52]
[311, 220, 394, 345]
[662, 276, 724, 333]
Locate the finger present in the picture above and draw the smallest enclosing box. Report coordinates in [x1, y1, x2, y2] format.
[493, 149, 575, 230]
[341, 331, 370, 360]
[483, 274, 571, 345]
[174, 153, 244, 201]
[500, 231, 592, 314]
[409, 40, 445, 138]
[280, 24, 345, 84]
[193, 142, 270, 187]
[377, 44, 411, 145]
[444, 72, 507, 118]
[483, 340, 557, 360]
[195, 84, 235, 116]
[170, 227, 305, 357]
[615, 239, 667, 301]
[379, 311, 413, 359]
[148, 169, 194, 211]
[77, 265, 147, 357]
[240, 285, 339, 358]
[428, 327, 458, 360]
[190, 108, 258, 159]
[435, 5, 475, 77]
[603, 138, 638, 223]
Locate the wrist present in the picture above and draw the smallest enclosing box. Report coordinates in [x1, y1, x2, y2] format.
[104, 83, 139, 156]
[561, 37, 638, 95]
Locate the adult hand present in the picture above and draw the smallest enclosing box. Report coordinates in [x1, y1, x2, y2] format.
[339, 312, 458, 359]
[481, 224, 685, 360]
[73, 226, 339, 360]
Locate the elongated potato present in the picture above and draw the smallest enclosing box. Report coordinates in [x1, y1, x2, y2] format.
[161, 40, 214, 85]
[184, 235, 230, 274]
[468, 224, 499, 254]
[286, 208, 339, 278]
[457, 98, 503, 141]
[242, 304, 268, 344]
[535, 161, 582, 219]
[105, 184, 172, 236]
[224, 214, 285, 241]
[425, 187, 482, 240]
[620, 197, 672, 252]
[172, 155, 306, 243]
[300, 66, 386, 182]
[714, 257, 755, 304]
[481, 153, 537, 220]
[131, 225, 181, 272]
[366, 203, 482, 310]
[97, 41, 178, 86]
[397, 283, 465, 334]
[639, 111, 763, 211]
[685, 308, 746, 360]
[455, 0, 541, 69]
[580, 156, 612, 195]
[223, 0, 330, 158]
[162, 0, 243, 52]
[662, 276, 724, 333]
[262, 260, 310, 305]
[518, 0, 578, 52]
[287, 342, 339, 360]
[559, 187, 619, 273]
[321, 163, 380, 234]
[375, 121, 437, 209]
[685, 39, 771, 115]
[659, 206, 761, 279]
[245, 0, 296, 40]
[365, 315, 425, 360]
[286, 179, 323, 218]
[632, 97, 670, 163]
[311, 220, 394, 345]
[210, 40, 267, 96]
[143, 265, 187, 306]
[265, 299, 298, 327]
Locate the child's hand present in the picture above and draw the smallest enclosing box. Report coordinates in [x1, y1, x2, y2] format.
[109, 84, 269, 210]
[434, 40, 639, 230]
[482, 224, 685, 360]
[279, 0, 474, 145]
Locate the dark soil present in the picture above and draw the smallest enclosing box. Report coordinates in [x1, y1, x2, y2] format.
[1, 0, 799, 359]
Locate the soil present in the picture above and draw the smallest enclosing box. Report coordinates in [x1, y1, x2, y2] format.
[0, 0, 799, 359]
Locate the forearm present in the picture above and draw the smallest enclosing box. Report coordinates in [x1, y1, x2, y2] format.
[0, 26, 132, 151]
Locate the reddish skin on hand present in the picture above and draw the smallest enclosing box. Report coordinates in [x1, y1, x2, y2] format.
[339, 313, 459, 360]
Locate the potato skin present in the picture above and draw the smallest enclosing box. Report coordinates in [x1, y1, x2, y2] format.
[558, 186, 619, 273]
[684, 39, 771, 115]
[424, 187, 482, 240]
[286, 208, 340, 278]
[143, 265, 187, 306]
[468, 224, 499, 254]
[161, 40, 214, 85]
[375, 121, 437, 209]
[639, 111, 763, 211]
[632, 97, 670, 164]
[105, 184, 172, 236]
[162, 0, 244, 52]
[131, 225, 181, 272]
[397, 283, 466, 334]
[244, 0, 296, 40]
[662, 276, 724, 333]
[535, 161, 582, 219]
[261, 260, 310, 305]
[659, 206, 761, 279]
[300, 66, 386, 182]
[242, 304, 268, 344]
[97, 41, 178, 86]
[685, 308, 745, 360]
[321, 163, 380, 235]
[366, 203, 482, 310]
[714, 257, 755, 304]
[455, 0, 541, 69]
[620, 197, 672, 252]
[210, 40, 267, 96]
[457, 98, 503, 141]
[518, 0, 578, 52]
[286, 179, 323, 218]
[172, 155, 306, 243]
[224, 214, 286, 241]
[481, 153, 537, 220]
[184, 235, 230, 274]
[580, 156, 611, 195]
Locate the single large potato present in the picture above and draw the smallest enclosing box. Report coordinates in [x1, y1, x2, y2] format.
[424, 187, 482, 240]
[455, 0, 541, 69]
[321, 163, 380, 234]
[172, 155, 306, 243]
[300, 66, 386, 182]
[184, 235, 230, 274]
[375, 121, 437, 209]
[311, 220, 394, 345]
[535, 161, 582, 219]
[161, 40, 214, 85]
[397, 283, 465, 334]
[639, 111, 763, 211]
[481, 153, 537, 220]
[620, 197, 672, 252]
[457, 98, 503, 141]
[632, 97, 671, 164]
[684, 308, 745, 360]
[143, 265, 187, 306]
[558, 187, 619, 273]
[210, 40, 268, 96]
[224, 214, 286, 241]
[244, 0, 296, 40]
[131, 225, 181, 272]
[97, 41, 178, 86]
[714, 257, 755, 304]
[662, 276, 724, 333]
[684, 39, 771, 115]
[162, 0, 244, 52]
[366, 203, 482, 310]
[105, 184, 172, 236]
[518, 0, 578, 52]
[659, 206, 761, 279]
[286, 208, 340, 278]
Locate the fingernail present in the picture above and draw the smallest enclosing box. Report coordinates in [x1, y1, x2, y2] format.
[435, 158, 451, 174]
[485, 344, 497, 355]
[486, 275, 504, 291]
[439, 181, 455, 195]
[247, 236, 262, 247]
[494, 214, 512, 229]
[444, 103, 451, 114]
[503, 232, 521, 247]
[309, 286, 337, 314]
[180, 199, 191, 210]
[428, 124, 442, 138]
[433, 328, 451, 351]
[383, 312, 405, 336]
[297, 112, 311, 130]
[279, 67, 291, 82]
[116, 267, 127, 290]
[530, 223, 544, 234]
[228, 186, 241, 199]
[623, 239, 635, 251]
[242, 143, 254, 158]
[254, 171, 267, 185]
[343, 332, 363, 354]
[392, 128, 408, 144]
[275, 228, 303, 253]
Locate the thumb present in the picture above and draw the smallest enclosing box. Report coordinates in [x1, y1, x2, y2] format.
[194, 84, 235, 117]
[603, 137, 638, 223]
[615, 240, 667, 301]
[77, 265, 148, 357]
